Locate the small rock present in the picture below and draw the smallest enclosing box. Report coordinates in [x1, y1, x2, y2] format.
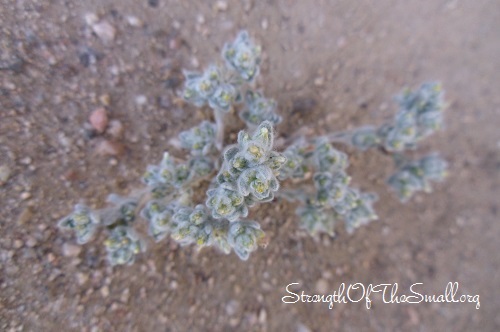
[84, 13, 99, 26]
[148, 0, 159, 7]
[62, 243, 82, 257]
[26, 236, 37, 248]
[126, 15, 143, 27]
[58, 132, 72, 149]
[261, 18, 269, 30]
[196, 14, 205, 24]
[13, 240, 23, 249]
[76, 272, 89, 285]
[17, 207, 33, 226]
[95, 140, 125, 156]
[169, 38, 181, 50]
[19, 157, 32, 165]
[229, 317, 240, 327]
[135, 95, 147, 106]
[120, 288, 130, 303]
[92, 21, 116, 42]
[215, 1, 228, 11]
[99, 94, 110, 106]
[20, 192, 31, 201]
[316, 278, 328, 293]
[225, 300, 239, 316]
[107, 120, 124, 139]
[109, 302, 120, 311]
[297, 323, 312, 332]
[190, 57, 199, 68]
[258, 308, 267, 324]
[100, 285, 110, 298]
[47, 253, 55, 263]
[89, 107, 108, 133]
[314, 76, 324, 87]
[0, 165, 11, 186]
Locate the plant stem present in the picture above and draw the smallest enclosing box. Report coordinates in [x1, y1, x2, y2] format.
[287, 130, 354, 149]
[325, 131, 354, 145]
[214, 109, 225, 151]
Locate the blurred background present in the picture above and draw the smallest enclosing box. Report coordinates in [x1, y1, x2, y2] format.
[0, 0, 499, 330]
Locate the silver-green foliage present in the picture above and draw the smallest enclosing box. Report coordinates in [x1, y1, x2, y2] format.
[350, 82, 445, 152]
[240, 91, 282, 128]
[388, 154, 448, 202]
[58, 31, 448, 265]
[207, 121, 285, 222]
[222, 30, 262, 82]
[283, 138, 378, 236]
[346, 82, 448, 201]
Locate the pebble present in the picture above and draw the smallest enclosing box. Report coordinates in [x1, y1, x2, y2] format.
[17, 207, 33, 226]
[76, 272, 89, 285]
[215, 1, 228, 11]
[84, 13, 99, 26]
[20, 192, 31, 201]
[95, 140, 125, 156]
[100, 285, 110, 298]
[196, 14, 205, 24]
[25, 236, 37, 248]
[169, 38, 181, 50]
[47, 253, 55, 263]
[99, 94, 110, 106]
[19, 157, 32, 165]
[135, 95, 147, 106]
[190, 57, 199, 68]
[120, 288, 130, 303]
[225, 300, 239, 316]
[297, 323, 312, 332]
[261, 18, 269, 30]
[106, 120, 124, 139]
[89, 107, 108, 133]
[314, 76, 325, 87]
[126, 15, 143, 27]
[109, 302, 120, 311]
[92, 21, 116, 42]
[315, 278, 329, 293]
[258, 308, 267, 324]
[13, 240, 23, 249]
[0, 165, 11, 186]
[62, 243, 82, 257]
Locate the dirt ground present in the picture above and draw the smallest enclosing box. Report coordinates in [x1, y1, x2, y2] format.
[1, 0, 499, 331]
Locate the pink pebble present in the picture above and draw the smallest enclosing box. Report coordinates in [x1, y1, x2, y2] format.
[89, 107, 108, 133]
[95, 140, 124, 156]
[107, 119, 124, 139]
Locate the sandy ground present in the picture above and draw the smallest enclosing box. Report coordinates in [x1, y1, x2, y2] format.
[1, 0, 499, 331]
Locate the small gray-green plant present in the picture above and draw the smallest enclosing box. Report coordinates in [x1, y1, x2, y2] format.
[59, 31, 448, 264]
